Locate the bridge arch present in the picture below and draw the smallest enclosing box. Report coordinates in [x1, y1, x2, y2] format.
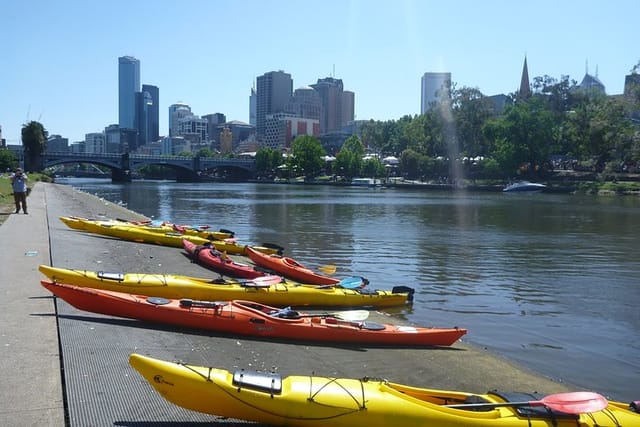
[42, 152, 256, 182]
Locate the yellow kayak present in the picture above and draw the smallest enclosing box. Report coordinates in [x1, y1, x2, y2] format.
[129, 353, 639, 427]
[59, 216, 234, 240]
[38, 265, 414, 308]
[59, 216, 280, 255]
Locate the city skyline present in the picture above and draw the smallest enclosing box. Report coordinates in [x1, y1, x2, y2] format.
[2, 0, 638, 144]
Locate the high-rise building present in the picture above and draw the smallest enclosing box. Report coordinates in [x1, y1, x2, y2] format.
[311, 77, 354, 134]
[342, 90, 355, 126]
[118, 56, 140, 129]
[135, 84, 159, 148]
[203, 113, 227, 146]
[142, 84, 159, 142]
[85, 132, 106, 154]
[263, 113, 319, 149]
[420, 72, 451, 113]
[46, 135, 69, 152]
[249, 87, 257, 126]
[286, 86, 322, 120]
[177, 115, 208, 144]
[215, 120, 255, 151]
[169, 103, 192, 137]
[256, 70, 293, 142]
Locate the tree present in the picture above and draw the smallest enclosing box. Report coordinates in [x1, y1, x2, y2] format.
[255, 147, 283, 177]
[289, 135, 325, 178]
[452, 86, 494, 157]
[361, 157, 385, 178]
[21, 121, 48, 172]
[361, 120, 384, 153]
[482, 97, 555, 177]
[196, 148, 215, 157]
[399, 149, 421, 179]
[0, 149, 19, 172]
[334, 135, 365, 179]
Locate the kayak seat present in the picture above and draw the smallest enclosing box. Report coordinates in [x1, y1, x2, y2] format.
[488, 391, 578, 420]
[359, 321, 386, 331]
[269, 307, 300, 319]
[459, 395, 492, 411]
[233, 369, 282, 394]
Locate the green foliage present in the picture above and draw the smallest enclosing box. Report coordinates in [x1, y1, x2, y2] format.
[361, 157, 385, 178]
[196, 148, 215, 157]
[0, 149, 18, 172]
[452, 86, 494, 156]
[289, 135, 325, 178]
[341, 134, 365, 157]
[480, 97, 555, 177]
[352, 72, 640, 182]
[334, 135, 365, 179]
[21, 121, 48, 172]
[255, 147, 283, 176]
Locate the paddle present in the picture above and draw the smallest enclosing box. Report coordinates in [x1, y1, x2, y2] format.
[336, 276, 367, 289]
[316, 310, 369, 321]
[178, 300, 369, 322]
[445, 391, 608, 414]
[317, 264, 337, 274]
[282, 309, 370, 321]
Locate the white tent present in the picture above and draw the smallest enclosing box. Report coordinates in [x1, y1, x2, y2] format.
[383, 156, 399, 165]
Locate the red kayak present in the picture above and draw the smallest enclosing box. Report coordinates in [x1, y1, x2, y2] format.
[245, 246, 342, 286]
[41, 281, 466, 347]
[183, 239, 266, 279]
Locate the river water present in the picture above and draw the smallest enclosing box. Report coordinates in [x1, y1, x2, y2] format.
[57, 178, 639, 401]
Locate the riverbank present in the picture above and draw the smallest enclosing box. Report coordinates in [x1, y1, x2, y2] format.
[0, 181, 584, 425]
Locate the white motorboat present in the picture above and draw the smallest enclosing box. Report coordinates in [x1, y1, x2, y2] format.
[503, 180, 547, 193]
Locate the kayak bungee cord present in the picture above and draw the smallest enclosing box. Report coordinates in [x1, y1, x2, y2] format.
[584, 407, 621, 427]
[308, 376, 367, 410]
[178, 362, 364, 420]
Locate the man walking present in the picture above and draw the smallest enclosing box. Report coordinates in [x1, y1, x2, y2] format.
[10, 168, 28, 214]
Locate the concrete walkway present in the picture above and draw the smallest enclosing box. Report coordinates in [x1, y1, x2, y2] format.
[0, 183, 65, 426]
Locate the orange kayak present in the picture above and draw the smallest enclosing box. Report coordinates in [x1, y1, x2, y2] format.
[41, 281, 465, 347]
[183, 239, 267, 279]
[245, 246, 342, 286]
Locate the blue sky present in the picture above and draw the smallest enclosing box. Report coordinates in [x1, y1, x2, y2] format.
[1, 0, 638, 144]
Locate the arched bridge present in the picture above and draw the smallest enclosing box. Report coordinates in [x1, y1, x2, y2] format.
[42, 152, 256, 182]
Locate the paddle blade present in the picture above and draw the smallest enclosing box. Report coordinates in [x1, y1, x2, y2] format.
[446, 391, 609, 415]
[331, 310, 369, 321]
[318, 265, 337, 274]
[541, 392, 608, 414]
[337, 276, 366, 289]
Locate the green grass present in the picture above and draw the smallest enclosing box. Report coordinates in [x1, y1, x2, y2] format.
[0, 173, 52, 220]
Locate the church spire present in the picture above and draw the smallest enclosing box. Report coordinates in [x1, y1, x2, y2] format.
[519, 56, 531, 100]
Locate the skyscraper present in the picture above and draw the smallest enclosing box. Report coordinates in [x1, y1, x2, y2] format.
[249, 87, 257, 126]
[286, 86, 321, 120]
[421, 72, 451, 114]
[142, 84, 159, 143]
[168, 103, 192, 137]
[256, 70, 293, 142]
[342, 90, 355, 126]
[118, 56, 140, 129]
[310, 77, 354, 134]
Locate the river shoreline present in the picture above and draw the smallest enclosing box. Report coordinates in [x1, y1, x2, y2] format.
[1, 181, 592, 425]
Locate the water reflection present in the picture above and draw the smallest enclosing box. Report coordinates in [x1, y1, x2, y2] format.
[58, 178, 639, 400]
